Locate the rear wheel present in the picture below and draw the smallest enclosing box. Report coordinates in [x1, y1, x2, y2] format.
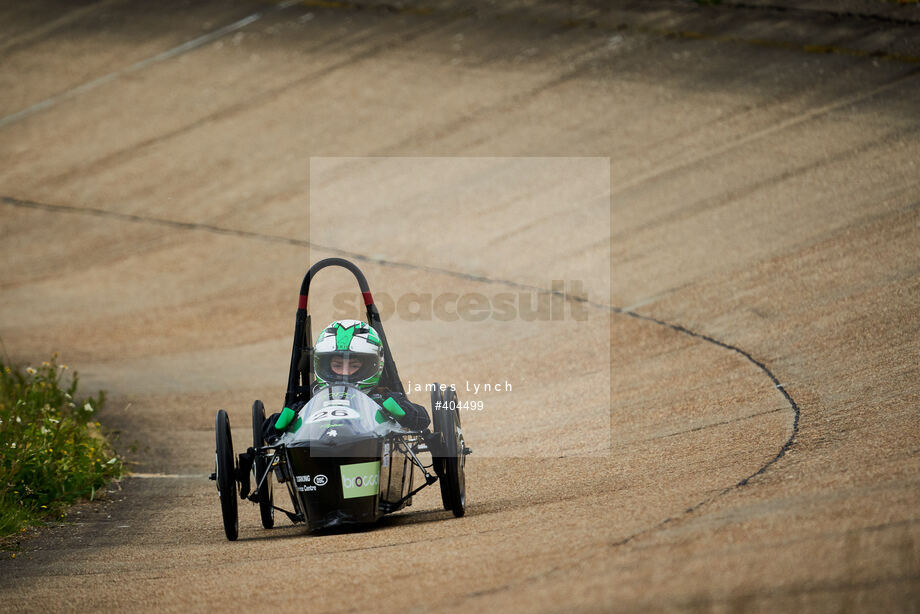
[252, 400, 274, 529]
[434, 387, 466, 517]
[215, 409, 239, 541]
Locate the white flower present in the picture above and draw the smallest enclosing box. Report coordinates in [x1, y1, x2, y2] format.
[16, 416, 22, 424]
[83, 403, 94, 413]
[26, 367, 36, 375]
[10, 442, 16, 449]
[40, 426, 50, 435]
[49, 418, 60, 424]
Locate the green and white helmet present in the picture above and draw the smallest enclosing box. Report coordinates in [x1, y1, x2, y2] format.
[313, 319, 384, 390]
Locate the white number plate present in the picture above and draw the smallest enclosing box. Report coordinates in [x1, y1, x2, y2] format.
[306, 407, 360, 423]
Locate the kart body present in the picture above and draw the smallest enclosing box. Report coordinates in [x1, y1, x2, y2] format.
[270, 384, 421, 530]
[211, 258, 468, 540]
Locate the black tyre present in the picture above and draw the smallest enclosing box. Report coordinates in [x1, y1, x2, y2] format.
[434, 387, 466, 517]
[252, 400, 274, 529]
[215, 409, 239, 541]
[430, 384, 449, 506]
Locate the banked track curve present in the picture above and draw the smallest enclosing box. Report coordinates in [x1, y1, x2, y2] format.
[1, 193, 801, 548]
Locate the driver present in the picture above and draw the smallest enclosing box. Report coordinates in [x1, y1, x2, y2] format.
[264, 319, 430, 441]
[237, 320, 430, 498]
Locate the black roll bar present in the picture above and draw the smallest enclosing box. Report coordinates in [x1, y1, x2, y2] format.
[284, 257, 404, 407]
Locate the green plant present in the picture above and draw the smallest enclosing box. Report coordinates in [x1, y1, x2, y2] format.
[0, 355, 123, 537]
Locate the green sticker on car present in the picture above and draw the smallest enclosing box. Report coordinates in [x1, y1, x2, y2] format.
[340, 461, 380, 499]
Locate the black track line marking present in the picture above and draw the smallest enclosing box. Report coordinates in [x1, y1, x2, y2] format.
[1, 193, 801, 541]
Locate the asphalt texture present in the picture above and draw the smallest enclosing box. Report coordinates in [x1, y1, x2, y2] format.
[1, 1, 919, 612]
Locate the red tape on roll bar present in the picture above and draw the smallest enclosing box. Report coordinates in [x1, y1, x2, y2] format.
[362, 292, 374, 306]
[298, 294, 307, 309]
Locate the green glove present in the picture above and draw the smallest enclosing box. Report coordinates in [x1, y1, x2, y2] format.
[375, 397, 406, 424]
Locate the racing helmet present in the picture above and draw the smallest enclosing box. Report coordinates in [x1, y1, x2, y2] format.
[313, 320, 384, 390]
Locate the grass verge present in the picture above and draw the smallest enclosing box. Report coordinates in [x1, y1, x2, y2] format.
[0, 354, 123, 539]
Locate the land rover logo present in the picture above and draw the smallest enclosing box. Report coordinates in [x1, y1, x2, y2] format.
[314, 474, 328, 486]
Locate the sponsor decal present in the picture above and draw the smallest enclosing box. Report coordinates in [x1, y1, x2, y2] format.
[298, 473, 327, 491]
[340, 461, 380, 499]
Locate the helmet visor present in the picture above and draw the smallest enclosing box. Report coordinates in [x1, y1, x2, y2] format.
[315, 350, 380, 385]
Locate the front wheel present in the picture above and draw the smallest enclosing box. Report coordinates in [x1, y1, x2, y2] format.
[215, 409, 239, 541]
[252, 400, 274, 529]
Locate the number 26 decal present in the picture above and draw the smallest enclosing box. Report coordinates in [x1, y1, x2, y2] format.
[307, 407, 359, 423]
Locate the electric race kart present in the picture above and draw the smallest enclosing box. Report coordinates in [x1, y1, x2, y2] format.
[210, 258, 470, 541]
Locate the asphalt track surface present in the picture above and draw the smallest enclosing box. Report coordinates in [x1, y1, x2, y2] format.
[1, 1, 919, 612]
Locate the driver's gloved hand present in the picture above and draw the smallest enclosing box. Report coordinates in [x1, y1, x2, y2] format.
[274, 407, 296, 430]
[262, 406, 298, 443]
[375, 397, 406, 424]
[373, 393, 431, 430]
